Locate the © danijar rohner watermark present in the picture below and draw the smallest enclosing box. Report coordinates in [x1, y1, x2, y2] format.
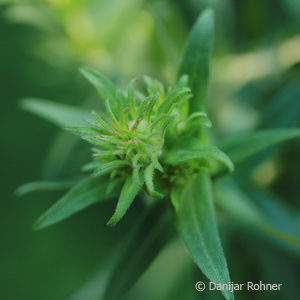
[195, 281, 282, 292]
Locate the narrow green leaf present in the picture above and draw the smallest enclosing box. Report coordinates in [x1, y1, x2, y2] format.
[105, 98, 119, 123]
[80, 68, 119, 118]
[214, 181, 268, 228]
[20, 98, 90, 127]
[65, 126, 102, 136]
[172, 171, 233, 300]
[144, 164, 163, 197]
[81, 135, 111, 149]
[145, 93, 159, 122]
[128, 78, 137, 118]
[133, 164, 143, 186]
[144, 75, 165, 95]
[15, 179, 78, 197]
[247, 188, 300, 254]
[178, 9, 214, 113]
[137, 94, 160, 121]
[165, 136, 234, 172]
[103, 201, 173, 300]
[132, 153, 141, 167]
[93, 160, 128, 177]
[186, 112, 212, 128]
[151, 153, 163, 172]
[107, 176, 140, 226]
[161, 115, 176, 134]
[105, 178, 123, 196]
[82, 161, 101, 172]
[215, 180, 300, 254]
[150, 114, 169, 131]
[90, 110, 113, 131]
[41, 132, 79, 179]
[158, 87, 190, 114]
[170, 186, 181, 214]
[34, 177, 117, 230]
[176, 74, 189, 88]
[218, 128, 300, 165]
[116, 89, 127, 110]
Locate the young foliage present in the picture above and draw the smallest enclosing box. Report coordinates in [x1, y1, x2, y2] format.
[45, 68, 229, 227]
[218, 128, 300, 165]
[33, 177, 118, 230]
[19, 8, 300, 300]
[165, 136, 234, 172]
[178, 8, 214, 113]
[171, 171, 233, 300]
[107, 176, 140, 226]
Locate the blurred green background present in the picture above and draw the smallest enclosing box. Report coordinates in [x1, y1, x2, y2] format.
[1, 0, 300, 299]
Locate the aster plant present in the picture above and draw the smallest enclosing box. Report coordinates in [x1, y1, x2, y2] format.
[18, 9, 300, 300]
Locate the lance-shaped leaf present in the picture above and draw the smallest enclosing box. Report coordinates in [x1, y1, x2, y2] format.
[65, 126, 103, 136]
[246, 188, 300, 254]
[218, 128, 300, 165]
[178, 8, 214, 113]
[92, 161, 128, 178]
[144, 164, 163, 198]
[215, 180, 300, 255]
[103, 201, 173, 300]
[15, 179, 79, 197]
[165, 136, 234, 172]
[20, 98, 91, 127]
[107, 176, 140, 226]
[34, 176, 118, 230]
[80, 68, 120, 118]
[171, 171, 233, 300]
[157, 87, 191, 114]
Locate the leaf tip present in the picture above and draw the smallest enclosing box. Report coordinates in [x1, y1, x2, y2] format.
[32, 220, 43, 231]
[106, 214, 119, 227]
[201, 7, 214, 19]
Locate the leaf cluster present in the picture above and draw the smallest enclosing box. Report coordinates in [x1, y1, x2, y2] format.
[18, 8, 300, 300]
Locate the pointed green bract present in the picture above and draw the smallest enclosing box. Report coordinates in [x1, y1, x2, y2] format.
[157, 87, 190, 114]
[128, 78, 137, 117]
[133, 164, 143, 186]
[178, 9, 214, 113]
[145, 93, 159, 122]
[20, 98, 91, 127]
[80, 68, 120, 118]
[165, 136, 234, 172]
[144, 75, 165, 95]
[218, 128, 300, 165]
[90, 110, 113, 130]
[107, 176, 140, 226]
[34, 177, 117, 230]
[186, 112, 212, 128]
[65, 72, 215, 205]
[66, 126, 102, 136]
[144, 164, 162, 197]
[172, 171, 234, 300]
[92, 161, 128, 177]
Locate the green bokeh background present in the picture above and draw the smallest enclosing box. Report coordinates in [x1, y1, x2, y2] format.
[1, 0, 300, 299]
